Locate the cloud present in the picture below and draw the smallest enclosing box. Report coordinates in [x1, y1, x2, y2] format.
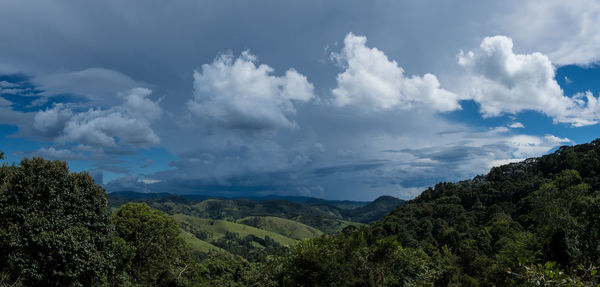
[459, 35, 600, 126]
[458, 36, 566, 117]
[109, 104, 572, 200]
[29, 147, 86, 161]
[140, 178, 160, 184]
[34, 87, 162, 148]
[0, 1, 596, 200]
[0, 81, 17, 88]
[331, 33, 462, 112]
[165, 135, 298, 180]
[141, 158, 154, 168]
[0, 107, 37, 138]
[33, 103, 73, 136]
[0, 96, 11, 107]
[564, 76, 573, 85]
[394, 130, 570, 192]
[508, 122, 524, 128]
[0, 88, 23, 95]
[188, 51, 314, 130]
[507, 134, 570, 158]
[32, 67, 147, 104]
[503, 0, 600, 66]
[25, 97, 49, 108]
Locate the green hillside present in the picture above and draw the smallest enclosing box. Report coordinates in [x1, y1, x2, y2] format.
[186, 198, 257, 220]
[179, 230, 224, 253]
[173, 214, 297, 247]
[237, 216, 324, 240]
[127, 196, 371, 235]
[289, 215, 365, 234]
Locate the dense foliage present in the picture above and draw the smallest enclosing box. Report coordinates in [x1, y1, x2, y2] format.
[0, 158, 193, 286]
[0, 158, 115, 286]
[113, 203, 191, 286]
[368, 139, 600, 285]
[260, 229, 448, 286]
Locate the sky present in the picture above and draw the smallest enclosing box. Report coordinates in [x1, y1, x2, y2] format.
[1, 0, 600, 200]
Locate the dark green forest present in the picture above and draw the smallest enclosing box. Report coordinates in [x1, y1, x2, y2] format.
[4, 139, 600, 286]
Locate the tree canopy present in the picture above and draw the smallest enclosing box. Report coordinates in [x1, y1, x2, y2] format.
[113, 202, 191, 286]
[0, 158, 115, 286]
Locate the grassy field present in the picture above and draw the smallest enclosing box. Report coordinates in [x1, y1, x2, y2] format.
[290, 215, 365, 235]
[236, 216, 324, 240]
[179, 230, 224, 253]
[173, 214, 297, 247]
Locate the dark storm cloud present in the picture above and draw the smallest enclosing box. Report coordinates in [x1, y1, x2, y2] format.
[401, 144, 512, 163]
[311, 162, 388, 177]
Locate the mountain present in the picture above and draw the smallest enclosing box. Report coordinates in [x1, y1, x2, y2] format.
[107, 191, 371, 209]
[303, 198, 370, 209]
[108, 191, 173, 209]
[341, 195, 405, 223]
[107, 192, 404, 227]
[116, 196, 363, 235]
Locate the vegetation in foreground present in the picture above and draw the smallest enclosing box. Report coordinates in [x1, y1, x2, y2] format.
[3, 139, 600, 285]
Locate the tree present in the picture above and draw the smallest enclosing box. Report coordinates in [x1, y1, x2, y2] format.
[190, 253, 259, 287]
[531, 170, 589, 265]
[508, 262, 600, 287]
[113, 203, 190, 286]
[262, 228, 441, 286]
[0, 158, 115, 286]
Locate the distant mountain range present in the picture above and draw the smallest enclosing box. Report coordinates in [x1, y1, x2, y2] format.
[108, 191, 372, 207]
[107, 191, 404, 224]
[107, 191, 405, 260]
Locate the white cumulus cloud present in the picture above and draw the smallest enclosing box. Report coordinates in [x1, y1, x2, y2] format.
[188, 51, 314, 130]
[34, 88, 162, 148]
[331, 33, 462, 112]
[459, 35, 600, 127]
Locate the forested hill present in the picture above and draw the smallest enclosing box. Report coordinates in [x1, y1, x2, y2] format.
[342, 195, 405, 223]
[364, 138, 600, 284]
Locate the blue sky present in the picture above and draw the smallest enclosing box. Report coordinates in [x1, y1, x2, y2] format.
[1, 0, 600, 200]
